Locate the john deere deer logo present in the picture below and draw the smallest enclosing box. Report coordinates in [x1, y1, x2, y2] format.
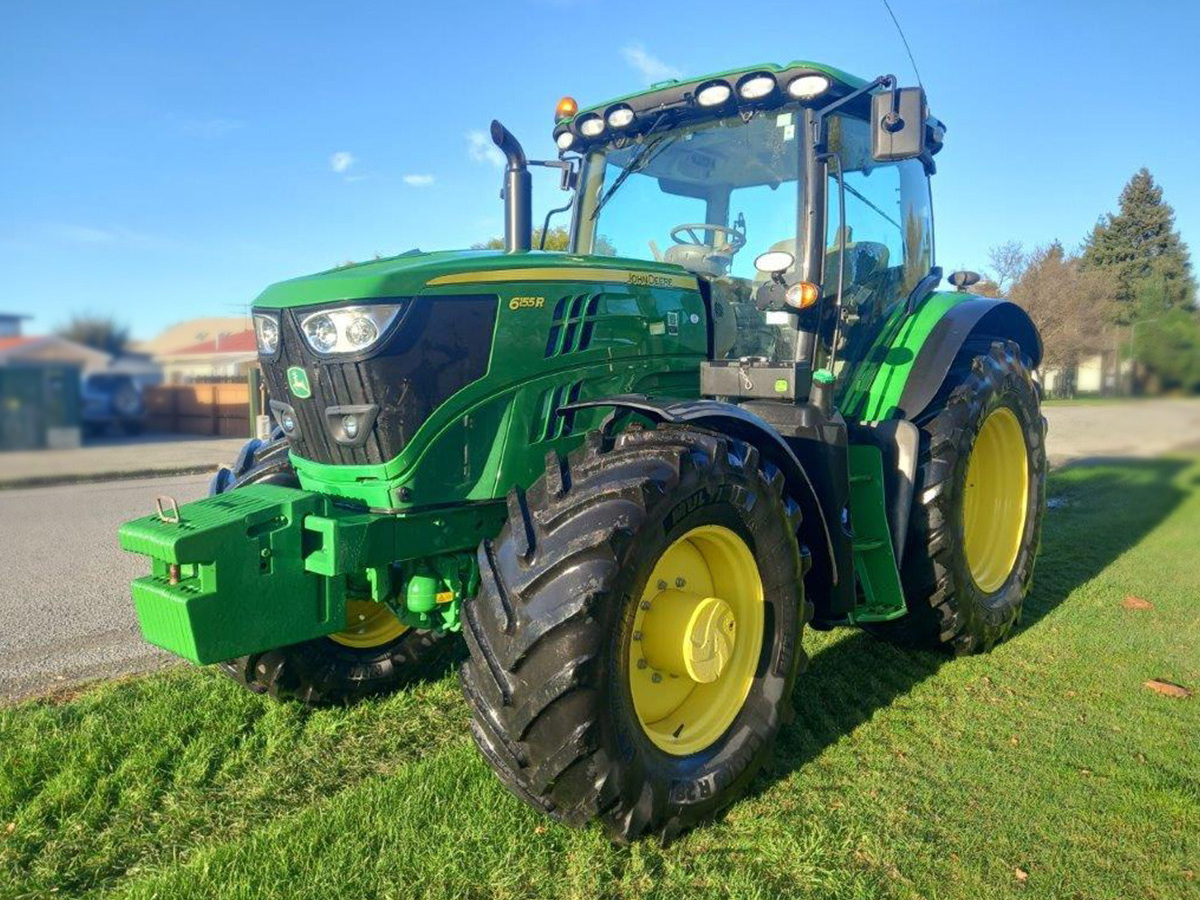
[287, 366, 312, 399]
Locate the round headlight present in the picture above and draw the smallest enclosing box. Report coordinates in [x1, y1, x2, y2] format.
[738, 74, 776, 100]
[606, 106, 634, 129]
[253, 314, 279, 355]
[302, 314, 338, 353]
[556, 131, 575, 151]
[344, 315, 379, 350]
[787, 74, 831, 100]
[577, 114, 604, 137]
[696, 81, 732, 107]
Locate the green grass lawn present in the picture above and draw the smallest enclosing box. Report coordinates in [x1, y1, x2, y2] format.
[3, 459, 1198, 900]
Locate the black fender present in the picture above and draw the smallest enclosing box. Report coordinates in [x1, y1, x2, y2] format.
[897, 298, 1042, 421]
[562, 395, 838, 589]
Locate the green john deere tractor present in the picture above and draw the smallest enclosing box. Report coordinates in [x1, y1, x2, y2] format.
[119, 61, 1046, 840]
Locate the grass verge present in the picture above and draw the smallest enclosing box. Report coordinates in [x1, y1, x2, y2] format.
[2, 458, 1198, 900]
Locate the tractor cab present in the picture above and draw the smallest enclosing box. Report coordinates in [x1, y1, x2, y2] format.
[555, 63, 942, 413]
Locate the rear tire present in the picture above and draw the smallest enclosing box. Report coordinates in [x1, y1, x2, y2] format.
[210, 435, 459, 704]
[867, 339, 1047, 654]
[461, 424, 809, 842]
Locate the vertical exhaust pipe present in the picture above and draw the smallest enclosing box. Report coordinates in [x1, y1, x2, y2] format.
[490, 120, 531, 253]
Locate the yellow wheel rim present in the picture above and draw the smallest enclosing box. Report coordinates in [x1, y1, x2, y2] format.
[328, 600, 408, 649]
[962, 407, 1030, 593]
[628, 525, 764, 756]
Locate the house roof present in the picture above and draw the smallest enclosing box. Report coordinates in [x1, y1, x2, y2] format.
[167, 329, 258, 357]
[139, 317, 252, 355]
[0, 336, 38, 353]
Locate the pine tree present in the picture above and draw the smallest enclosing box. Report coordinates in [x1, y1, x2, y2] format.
[1082, 168, 1195, 324]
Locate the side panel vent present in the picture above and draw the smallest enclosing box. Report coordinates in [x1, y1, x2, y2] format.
[531, 381, 583, 442]
[544, 294, 602, 358]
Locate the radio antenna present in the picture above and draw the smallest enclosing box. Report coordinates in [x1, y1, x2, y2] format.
[881, 0, 922, 87]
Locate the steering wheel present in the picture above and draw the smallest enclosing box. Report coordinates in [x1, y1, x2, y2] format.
[669, 223, 747, 255]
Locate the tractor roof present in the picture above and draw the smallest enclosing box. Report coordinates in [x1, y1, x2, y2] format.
[552, 61, 944, 157]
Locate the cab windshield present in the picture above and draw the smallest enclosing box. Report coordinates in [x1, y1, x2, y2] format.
[573, 111, 804, 361]
[573, 111, 802, 280]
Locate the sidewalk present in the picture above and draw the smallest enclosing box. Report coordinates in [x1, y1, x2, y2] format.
[0, 433, 247, 489]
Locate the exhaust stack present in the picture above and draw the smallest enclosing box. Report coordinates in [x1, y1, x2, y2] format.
[490, 120, 531, 253]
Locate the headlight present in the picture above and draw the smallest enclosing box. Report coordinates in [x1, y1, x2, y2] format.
[298, 304, 405, 355]
[738, 74, 776, 100]
[556, 131, 575, 150]
[253, 313, 280, 355]
[787, 74, 831, 100]
[696, 81, 732, 107]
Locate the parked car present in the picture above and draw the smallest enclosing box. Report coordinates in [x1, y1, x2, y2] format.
[81, 372, 145, 436]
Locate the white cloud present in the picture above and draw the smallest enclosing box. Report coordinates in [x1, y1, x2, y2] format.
[402, 174, 435, 187]
[467, 131, 505, 168]
[177, 117, 243, 138]
[330, 151, 356, 174]
[621, 44, 681, 83]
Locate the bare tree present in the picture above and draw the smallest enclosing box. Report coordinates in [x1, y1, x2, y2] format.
[1008, 243, 1115, 370]
[987, 241, 1026, 293]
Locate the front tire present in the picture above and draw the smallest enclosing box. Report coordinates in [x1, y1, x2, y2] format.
[461, 425, 809, 842]
[211, 435, 459, 704]
[869, 339, 1047, 653]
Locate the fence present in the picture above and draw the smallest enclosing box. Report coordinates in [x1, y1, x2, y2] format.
[145, 382, 252, 437]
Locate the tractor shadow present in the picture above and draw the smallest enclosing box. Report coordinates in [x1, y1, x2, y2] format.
[758, 456, 1191, 789]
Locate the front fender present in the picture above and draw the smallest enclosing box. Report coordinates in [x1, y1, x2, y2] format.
[562, 395, 838, 590]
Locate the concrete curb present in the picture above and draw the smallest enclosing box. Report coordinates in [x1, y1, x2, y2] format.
[0, 465, 218, 492]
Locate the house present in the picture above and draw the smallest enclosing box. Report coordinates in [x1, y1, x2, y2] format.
[155, 328, 258, 383]
[137, 317, 252, 357]
[0, 313, 112, 371]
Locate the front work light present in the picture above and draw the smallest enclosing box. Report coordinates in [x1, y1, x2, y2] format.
[738, 74, 776, 100]
[556, 131, 575, 151]
[696, 81, 732, 107]
[606, 105, 634, 129]
[298, 304, 404, 355]
[787, 74, 831, 100]
[577, 114, 605, 137]
[253, 313, 280, 355]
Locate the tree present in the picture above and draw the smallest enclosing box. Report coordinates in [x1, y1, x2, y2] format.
[1008, 242, 1115, 370]
[987, 241, 1026, 294]
[474, 225, 617, 256]
[57, 313, 130, 356]
[1082, 168, 1195, 324]
[1134, 309, 1200, 394]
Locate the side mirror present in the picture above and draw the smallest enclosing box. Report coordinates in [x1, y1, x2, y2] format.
[871, 86, 927, 162]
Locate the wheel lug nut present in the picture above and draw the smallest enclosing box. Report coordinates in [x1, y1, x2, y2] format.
[657, 580, 667, 591]
[640, 601, 651, 610]
[675, 577, 685, 587]
[633, 631, 642, 641]
[637, 659, 648, 669]
[651, 673, 662, 683]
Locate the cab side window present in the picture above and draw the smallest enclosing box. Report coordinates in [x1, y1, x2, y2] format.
[823, 113, 934, 368]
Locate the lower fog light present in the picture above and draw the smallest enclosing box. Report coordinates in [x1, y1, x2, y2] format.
[342, 415, 360, 439]
[281, 412, 296, 433]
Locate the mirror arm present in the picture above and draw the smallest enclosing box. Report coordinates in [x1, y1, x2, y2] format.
[810, 74, 896, 147]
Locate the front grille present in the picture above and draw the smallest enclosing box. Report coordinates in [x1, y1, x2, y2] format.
[261, 296, 498, 466]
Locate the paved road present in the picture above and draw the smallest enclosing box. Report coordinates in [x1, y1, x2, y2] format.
[2, 400, 1198, 703]
[0, 474, 208, 701]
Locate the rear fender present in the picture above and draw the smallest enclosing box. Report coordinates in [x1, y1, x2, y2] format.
[860, 294, 1042, 422]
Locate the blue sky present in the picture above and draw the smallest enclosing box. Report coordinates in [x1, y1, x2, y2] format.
[2, 0, 1198, 339]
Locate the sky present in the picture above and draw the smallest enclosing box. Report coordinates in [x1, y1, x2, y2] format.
[2, 0, 1198, 339]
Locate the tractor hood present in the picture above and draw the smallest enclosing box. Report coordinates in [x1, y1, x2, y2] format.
[253, 249, 697, 310]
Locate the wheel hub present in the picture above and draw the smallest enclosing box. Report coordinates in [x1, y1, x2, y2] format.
[962, 406, 1030, 593]
[628, 525, 764, 756]
[641, 591, 736, 683]
[328, 599, 408, 649]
